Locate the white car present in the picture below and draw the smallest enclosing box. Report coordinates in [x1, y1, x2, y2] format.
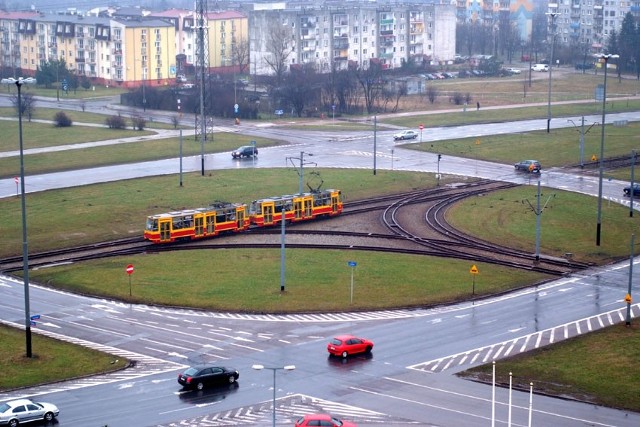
[506, 67, 521, 74]
[0, 398, 59, 427]
[393, 130, 419, 141]
[531, 64, 549, 72]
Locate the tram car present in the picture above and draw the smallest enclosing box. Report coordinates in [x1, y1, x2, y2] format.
[249, 189, 342, 227]
[144, 202, 249, 243]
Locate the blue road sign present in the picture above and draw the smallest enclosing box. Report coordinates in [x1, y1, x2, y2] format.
[30, 320, 37, 326]
[348, 261, 357, 267]
[30, 314, 40, 320]
[234, 103, 239, 113]
[275, 109, 284, 115]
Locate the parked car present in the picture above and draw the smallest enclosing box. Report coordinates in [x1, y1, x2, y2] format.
[178, 365, 239, 390]
[0, 398, 59, 427]
[295, 414, 357, 427]
[327, 334, 374, 358]
[531, 64, 549, 72]
[506, 67, 521, 74]
[514, 160, 541, 173]
[393, 130, 418, 141]
[231, 145, 258, 159]
[623, 184, 640, 197]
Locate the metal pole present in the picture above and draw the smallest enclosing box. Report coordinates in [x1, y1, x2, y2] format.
[491, 361, 495, 427]
[179, 129, 183, 187]
[630, 150, 636, 217]
[528, 383, 534, 427]
[626, 234, 634, 326]
[16, 79, 32, 357]
[535, 181, 541, 261]
[280, 188, 286, 292]
[546, 13, 558, 133]
[299, 151, 304, 195]
[373, 115, 377, 176]
[596, 55, 616, 246]
[272, 368, 276, 427]
[508, 372, 513, 427]
[579, 116, 585, 168]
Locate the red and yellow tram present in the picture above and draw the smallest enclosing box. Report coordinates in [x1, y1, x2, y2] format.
[144, 202, 249, 243]
[143, 189, 342, 244]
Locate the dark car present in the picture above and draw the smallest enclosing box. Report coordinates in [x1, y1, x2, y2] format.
[178, 366, 239, 390]
[623, 184, 640, 197]
[514, 160, 541, 173]
[231, 145, 257, 159]
[327, 334, 374, 358]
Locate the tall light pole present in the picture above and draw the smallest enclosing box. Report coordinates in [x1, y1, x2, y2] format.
[280, 152, 315, 292]
[546, 12, 559, 133]
[252, 364, 295, 427]
[2, 76, 37, 358]
[595, 53, 619, 246]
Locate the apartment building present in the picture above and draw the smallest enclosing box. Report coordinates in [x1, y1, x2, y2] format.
[250, 3, 456, 76]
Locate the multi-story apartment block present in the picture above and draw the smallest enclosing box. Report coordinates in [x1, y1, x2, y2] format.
[548, 1, 630, 50]
[250, 3, 456, 76]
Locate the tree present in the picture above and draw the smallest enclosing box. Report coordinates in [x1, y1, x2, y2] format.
[35, 59, 71, 89]
[426, 86, 439, 104]
[231, 38, 250, 75]
[53, 111, 72, 127]
[264, 23, 294, 86]
[280, 63, 321, 117]
[10, 92, 35, 122]
[618, 12, 638, 75]
[356, 59, 385, 114]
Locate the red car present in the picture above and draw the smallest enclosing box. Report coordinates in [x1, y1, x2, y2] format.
[327, 334, 374, 358]
[295, 413, 357, 427]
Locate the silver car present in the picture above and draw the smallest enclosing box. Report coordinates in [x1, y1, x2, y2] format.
[0, 399, 59, 427]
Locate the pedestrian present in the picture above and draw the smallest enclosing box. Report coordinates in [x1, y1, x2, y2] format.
[477, 101, 480, 111]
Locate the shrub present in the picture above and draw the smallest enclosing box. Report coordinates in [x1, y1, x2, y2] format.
[53, 111, 72, 127]
[131, 115, 146, 131]
[105, 115, 126, 129]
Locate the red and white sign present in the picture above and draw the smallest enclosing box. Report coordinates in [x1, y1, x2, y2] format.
[419, 124, 424, 130]
[126, 264, 134, 275]
[14, 176, 19, 184]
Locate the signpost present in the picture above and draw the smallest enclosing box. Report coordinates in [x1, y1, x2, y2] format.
[348, 261, 357, 304]
[470, 264, 479, 301]
[126, 264, 134, 296]
[14, 176, 19, 196]
[419, 123, 424, 142]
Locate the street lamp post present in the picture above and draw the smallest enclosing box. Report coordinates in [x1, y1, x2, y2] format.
[546, 12, 559, 133]
[280, 152, 315, 292]
[2, 76, 37, 358]
[252, 364, 295, 427]
[595, 53, 619, 246]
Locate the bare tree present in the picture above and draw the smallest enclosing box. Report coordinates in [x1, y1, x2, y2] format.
[356, 60, 385, 114]
[264, 23, 294, 86]
[11, 92, 36, 122]
[232, 38, 250, 75]
[426, 86, 439, 104]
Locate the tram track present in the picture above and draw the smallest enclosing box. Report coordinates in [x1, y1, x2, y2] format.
[0, 180, 593, 276]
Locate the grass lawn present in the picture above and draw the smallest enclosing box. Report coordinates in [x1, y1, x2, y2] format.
[0, 323, 129, 391]
[459, 322, 640, 412]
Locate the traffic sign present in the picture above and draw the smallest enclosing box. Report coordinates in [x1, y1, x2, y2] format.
[625, 293, 632, 304]
[126, 264, 134, 275]
[234, 103, 239, 113]
[30, 314, 40, 320]
[348, 261, 357, 267]
[470, 265, 479, 274]
[419, 124, 424, 130]
[14, 176, 19, 184]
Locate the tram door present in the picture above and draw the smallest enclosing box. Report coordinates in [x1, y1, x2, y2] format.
[159, 218, 172, 242]
[331, 194, 339, 213]
[263, 203, 274, 225]
[206, 213, 215, 234]
[304, 198, 313, 218]
[194, 214, 204, 238]
[293, 200, 303, 220]
[236, 209, 245, 230]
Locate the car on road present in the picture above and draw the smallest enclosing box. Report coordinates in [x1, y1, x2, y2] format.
[506, 67, 521, 74]
[514, 160, 541, 173]
[231, 145, 258, 159]
[178, 366, 239, 390]
[393, 130, 418, 141]
[0, 398, 59, 427]
[294, 414, 357, 427]
[531, 64, 549, 72]
[327, 334, 374, 358]
[623, 184, 640, 197]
